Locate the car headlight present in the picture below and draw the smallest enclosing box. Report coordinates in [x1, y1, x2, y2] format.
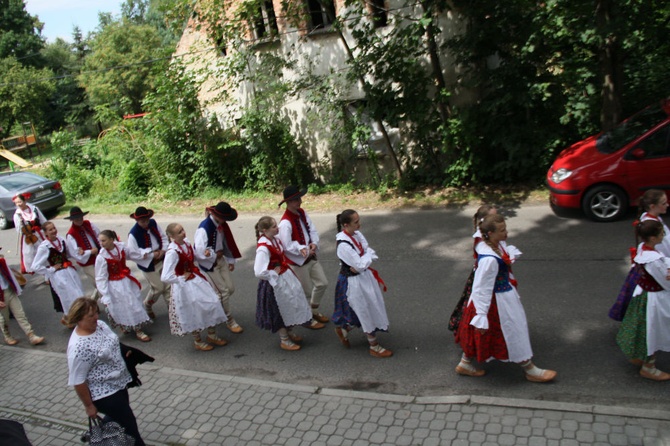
[551, 168, 572, 184]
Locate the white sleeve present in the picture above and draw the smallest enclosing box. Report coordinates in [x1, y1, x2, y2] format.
[31, 243, 55, 277]
[161, 249, 183, 284]
[67, 339, 92, 386]
[66, 234, 91, 264]
[337, 241, 372, 272]
[305, 213, 320, 247]
[123, 242, 151, 262]
[469, 256, 499, 330]
[278, 220, 305, 256]
[94, 254, 110, 297]
[13, 211, 22, 233]
[193, 227, 213, 261]
[254, 246, 279, 286]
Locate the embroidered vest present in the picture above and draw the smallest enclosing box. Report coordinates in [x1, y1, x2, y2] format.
[336, 240, 360, 276]
[257, 240, 290, 274]
[67, 221, 99, 267]
[637, 266, 664, 292]
[173, 244, 205, 281]
[129, 219, 162, 272]
[478, 254, 513, 293]
[198, 217, 241, 272]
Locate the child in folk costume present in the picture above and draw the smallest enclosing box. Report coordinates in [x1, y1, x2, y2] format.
[194, 202, 244, 334]
[610, 189, 670, 321]
[254, 216, 312, 351]
[616, 220, 670, 381]
[449, 205, 497, 333]
[127, 207, 171, 320]
[65, 206, 101, 300]
[31, 221, 86, 322]
[162, 223, 229, 351]
[332, 210, 392, 358]
[95, 230, 152, 342]
[13, 194, 47, 274]
[455, 214, 556, 382]
[639, 190, 670, 256]
[0, 249, 45, 346]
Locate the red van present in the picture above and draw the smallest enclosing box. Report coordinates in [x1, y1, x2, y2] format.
[547, 99, 670, 222]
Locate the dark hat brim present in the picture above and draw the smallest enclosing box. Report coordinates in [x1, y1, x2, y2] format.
[207, 206, 238, 222]
[130, 209, 154, 220]
[64, 211, 89, 220]
[278, 188, 307, 207]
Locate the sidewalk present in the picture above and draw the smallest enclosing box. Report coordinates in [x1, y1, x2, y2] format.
[1, 346, 669, 446]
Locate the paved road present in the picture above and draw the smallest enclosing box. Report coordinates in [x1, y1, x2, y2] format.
[1, 204, 669, 414]
[2, 346, 670, 445]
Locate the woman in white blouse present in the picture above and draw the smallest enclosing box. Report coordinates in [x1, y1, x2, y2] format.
[66, 297, 145, 446]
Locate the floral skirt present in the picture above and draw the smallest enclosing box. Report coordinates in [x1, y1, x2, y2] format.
[616, 291, 649, 361]
[455, 295, 509, 363]
[449, 268, 475, 332]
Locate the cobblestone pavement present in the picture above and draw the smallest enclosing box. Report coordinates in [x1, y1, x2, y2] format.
[1, 347, 670, 446]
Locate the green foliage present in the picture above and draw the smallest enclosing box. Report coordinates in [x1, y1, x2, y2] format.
[240, 108, 313, 190]
[58, 164, 95, 200]
[0, 57, 55, 137]
[118, 159, 151, 197]
[0, 0, 45, 67]
[80, 20, 167, 117]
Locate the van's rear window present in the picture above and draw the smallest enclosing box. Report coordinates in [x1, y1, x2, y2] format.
[596, 105, 668, 154]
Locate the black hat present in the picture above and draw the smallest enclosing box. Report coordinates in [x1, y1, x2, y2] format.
[130, 206, 154, 220]
[64, 206, 89, 220]
[278, 185, 307, 207]
[207, 202, 238, 221]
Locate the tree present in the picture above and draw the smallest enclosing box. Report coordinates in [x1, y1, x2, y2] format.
[0, 57, 55, 135]
[80, 20, 166, 117]
[0, 0, 45, 67]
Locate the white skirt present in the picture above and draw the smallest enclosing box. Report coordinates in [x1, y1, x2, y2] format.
[51, 267, 86, 314]
[100, 278, 150, 329]
[273, 271, 312, 327]
[172, 275, 228, 333]
[346, 269, 389, 333]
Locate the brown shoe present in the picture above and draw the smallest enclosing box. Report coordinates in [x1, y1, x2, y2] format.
[640, 366, 670, 381]
[334, 327, 350, 348]
[525, 368, 557, 383]
[194, 341, 214, 351]
[28, 333, 45, 345]
[4, 336, 18, 346]
[280, 340, 301, 351]
[135, 331, 151, 342]
[455, 362, 485, 377]
[312, 312, 330, 324]
[227, 320, 244, 334]
[304, 319, 325, 330]
[369, 345, 393, 358]
[206, 335, 228, 346]
[287, 332, 303, 343]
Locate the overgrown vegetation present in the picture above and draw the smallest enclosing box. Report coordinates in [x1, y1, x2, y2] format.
[2, 0, 668, 206]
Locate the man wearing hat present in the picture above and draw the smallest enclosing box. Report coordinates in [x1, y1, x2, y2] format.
[127, 206, 170, 319]
[278, 186, 329, 329]
[194, 202, 244, 334]
[65, 206, 101, 300]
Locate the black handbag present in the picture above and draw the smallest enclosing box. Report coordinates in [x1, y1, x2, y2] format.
[87, 416, 135, 446]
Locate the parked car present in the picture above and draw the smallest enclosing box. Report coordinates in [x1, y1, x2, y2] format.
[0, 171, 66, 230]
[547, 99, 670, 222]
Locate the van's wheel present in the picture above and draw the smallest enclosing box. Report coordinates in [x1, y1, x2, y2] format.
[582, 185, 628, 222]
[0, 213, 9, 230]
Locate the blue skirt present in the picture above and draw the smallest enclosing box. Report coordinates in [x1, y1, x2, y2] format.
[255, 280, 285, 333]
[331, 273, 362, 329]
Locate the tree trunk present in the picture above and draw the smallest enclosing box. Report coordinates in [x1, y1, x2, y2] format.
[595, 0, 622, 132]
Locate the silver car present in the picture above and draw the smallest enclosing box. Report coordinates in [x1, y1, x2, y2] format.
[0, 171, 67, 229]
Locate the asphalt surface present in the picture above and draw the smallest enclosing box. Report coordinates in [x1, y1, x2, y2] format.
[1, 203, 669, 413]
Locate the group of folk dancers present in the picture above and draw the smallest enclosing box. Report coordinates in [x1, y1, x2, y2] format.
[5, 187, 670, 381]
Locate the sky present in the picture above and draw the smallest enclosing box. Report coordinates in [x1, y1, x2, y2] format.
[24, 0, 124, 43]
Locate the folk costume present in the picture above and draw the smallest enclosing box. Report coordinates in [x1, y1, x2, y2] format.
[194, 202, 243, 333]
[254, 235, 312, 333]
[32, 235, 85, 315]
[65, 207, 101, 300]
[277, 186, 329, 325]
[13, 203, 47, 274]
[332, 230, 389, 335]
[127, 207, 170, 318]
[616, 243, 670, 362]
[95, 241, 151, 336]
[641, 212, 670, 257]
[161, 239, 228, 350]
[0, 256, 44, 346]
[609, 212, 670, 321]
[455, 242, 532, 363]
